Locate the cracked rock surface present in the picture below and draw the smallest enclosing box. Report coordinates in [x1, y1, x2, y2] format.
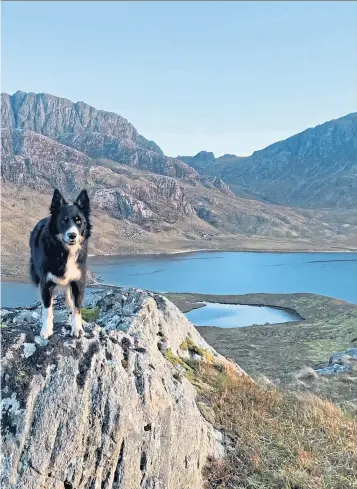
[1, 288, 243, 489]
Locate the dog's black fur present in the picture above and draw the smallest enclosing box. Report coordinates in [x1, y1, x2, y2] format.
[29, 189, 91, 338]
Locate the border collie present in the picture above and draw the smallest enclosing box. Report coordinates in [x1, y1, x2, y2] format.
[29, 189, 92, 339]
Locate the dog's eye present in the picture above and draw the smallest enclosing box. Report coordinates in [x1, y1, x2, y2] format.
[75, 217, 82, 225]
[62, 217, 69, 224]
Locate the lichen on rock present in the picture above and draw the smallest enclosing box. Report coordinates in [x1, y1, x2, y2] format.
[1, 287, 244, 489]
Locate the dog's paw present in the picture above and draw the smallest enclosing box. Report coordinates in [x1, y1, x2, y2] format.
[71, 313, 84, 338]
[40, 327, 53, 340]
[71, 326, 85, 338]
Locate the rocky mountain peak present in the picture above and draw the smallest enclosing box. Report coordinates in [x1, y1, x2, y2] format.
[1, 91, 199, 179]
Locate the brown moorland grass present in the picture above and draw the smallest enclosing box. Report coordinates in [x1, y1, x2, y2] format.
[167, 292, 357, 405]
[196, 363, 357, 489]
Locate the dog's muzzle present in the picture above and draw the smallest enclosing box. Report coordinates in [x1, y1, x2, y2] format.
[65, 228, 79, 245]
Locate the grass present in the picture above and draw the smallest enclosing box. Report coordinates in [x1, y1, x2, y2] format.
[166, 292, 357, 486]
[168, 292, 357, 405]
[194, 362, 357, 489]
[81, 307, 99, 322]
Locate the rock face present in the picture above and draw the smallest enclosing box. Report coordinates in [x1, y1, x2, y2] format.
[1, 288, 244, 489]
[1, 91, 197, 180]
[181, 113, 357, 209]
[1, 128, 195, 226]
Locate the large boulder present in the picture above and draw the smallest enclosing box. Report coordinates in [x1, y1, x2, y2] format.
[1, 288, 245, 489]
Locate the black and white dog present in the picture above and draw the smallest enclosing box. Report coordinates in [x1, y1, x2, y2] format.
[30, 189, 92, 339]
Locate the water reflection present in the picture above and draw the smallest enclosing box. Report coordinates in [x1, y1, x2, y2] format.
[185, 302, 301, 328]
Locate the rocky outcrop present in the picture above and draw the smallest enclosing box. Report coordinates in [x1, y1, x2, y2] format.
[1, 128, 89, 193]
[1, 288, 245, 489]
[315, 348, 357, 375]
[57, 133, 197, 180]
[1, 128, 194, 226]
[201, 177, 235, 197]
[92, 189, 154, 222]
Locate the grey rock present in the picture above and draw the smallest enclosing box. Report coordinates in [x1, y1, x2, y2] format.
[329, 348, 357, 365]
[22, 343, 37, 358]
[1, 127, 195, 227]
[1, 91, 197, 179]
[12, 309, 40, 326]
[1, 288, 246, 489]
[316, 364, 352, 375]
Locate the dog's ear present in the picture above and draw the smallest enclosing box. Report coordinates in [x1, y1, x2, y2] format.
[50, 189, 67, 215]
[74, 189, 90, 216]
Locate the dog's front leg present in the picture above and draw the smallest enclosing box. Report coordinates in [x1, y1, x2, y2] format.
[65, 286, 74, 325]
[40, 281, 55, 339]
[70, 280, 85, 338]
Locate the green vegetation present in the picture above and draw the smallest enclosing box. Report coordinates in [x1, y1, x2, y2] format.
[81, 307, 99, 323]
[164, 341, 226, 390]
[179, 336, 215, 364]
[164, 347, 204, 386]
[165, 347, 186, 367]
[179, 336, 205, 356]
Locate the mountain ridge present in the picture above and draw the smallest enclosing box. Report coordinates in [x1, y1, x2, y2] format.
[179, 112, 357, 209]
[1, 91, 197, 180]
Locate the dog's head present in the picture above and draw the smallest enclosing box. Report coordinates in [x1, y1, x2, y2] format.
[50, 189, 91, 247]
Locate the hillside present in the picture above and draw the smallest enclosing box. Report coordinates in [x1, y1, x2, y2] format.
[1, 92, 357, 278]
[180, 113, 357, 209]
[2, 288, 357, 489]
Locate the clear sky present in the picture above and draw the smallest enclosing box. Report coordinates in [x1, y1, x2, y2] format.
[2, 1, 356, 157]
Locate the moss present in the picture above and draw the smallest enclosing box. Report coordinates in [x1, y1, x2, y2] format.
[81, 307, 99, 323]
[179, 336, 205, 356]
[121, 359, 128, 369]
[179, 339, 189, 350]
[203, 350, 215, 364]
[164, 348, 184, 366]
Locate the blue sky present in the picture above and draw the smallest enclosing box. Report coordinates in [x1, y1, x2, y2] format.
[2, 1, 356, 157]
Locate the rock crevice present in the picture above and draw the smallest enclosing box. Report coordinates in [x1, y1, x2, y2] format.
[1, 288, 243, 489]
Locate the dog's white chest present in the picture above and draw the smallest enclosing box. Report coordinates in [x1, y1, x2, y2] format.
[47, 254, 81, 285]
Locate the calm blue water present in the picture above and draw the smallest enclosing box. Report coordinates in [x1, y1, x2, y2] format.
[185, 302, 300, 328]
[1, 252, 356, 308]
[90, 252, 356, 302]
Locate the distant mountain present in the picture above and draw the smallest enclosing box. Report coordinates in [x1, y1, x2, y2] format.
[1, 91, 197, 179]
[1, 91, 357, 277]
[180, 113, 357, 209]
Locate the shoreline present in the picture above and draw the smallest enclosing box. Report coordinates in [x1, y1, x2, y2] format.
[88, 247, 357, 259]
[1, 248, 356, 284]
[181, 299, 305, 320]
